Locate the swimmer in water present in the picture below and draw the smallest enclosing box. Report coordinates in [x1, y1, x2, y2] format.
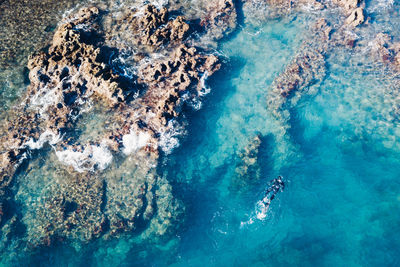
[261, 176, 285, 214]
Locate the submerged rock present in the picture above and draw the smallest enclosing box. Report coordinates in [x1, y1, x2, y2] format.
[266, 0, 366, 125]
[267, 18, 331, 120]
[367, 33, 400, 83]
[230, 135, 262, 193]
[0, 0, 88, 69]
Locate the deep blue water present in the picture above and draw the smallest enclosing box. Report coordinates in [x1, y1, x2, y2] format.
[2, 1, 400, 266]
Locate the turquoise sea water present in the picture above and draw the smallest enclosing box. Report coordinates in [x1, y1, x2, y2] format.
[159, 15, 400, 267]
[2, 1, 400, 266]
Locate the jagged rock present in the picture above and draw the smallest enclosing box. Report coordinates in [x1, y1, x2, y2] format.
[138, 44, 220, 127]
[113, 5, 190, 52]
[0, 3, 220, 248]
[149, 16, 190, 49]
[345, 7, 364, 28]
[27, 7, 132, 108]
[332, 0, 359, 13]
[200, 0, 237, 41]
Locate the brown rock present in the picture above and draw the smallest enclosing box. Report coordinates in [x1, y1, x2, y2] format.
[200, 0, 237, 40]
[345, 7, 365, 27]
[332, 0, 359, 13]
[0, 3, 221, 247]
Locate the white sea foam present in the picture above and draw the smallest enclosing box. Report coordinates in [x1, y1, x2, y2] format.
[199, 71, 211, 96]
[23, 130, 62, 150]
[148, 0, 168, 10]
[122, 128, 151, 155]
[30, 85, 61, 118]
[240, 200, 268, 228]
[55, 142, 113, 172]
[159, 120, 185, 154]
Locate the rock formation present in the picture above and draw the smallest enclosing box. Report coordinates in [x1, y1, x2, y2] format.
[332, 0, 359, 13]
[0, 3, 221, 248]
[199, 0, 237, 41]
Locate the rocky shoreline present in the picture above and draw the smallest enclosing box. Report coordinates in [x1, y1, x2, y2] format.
[0, 2, 228, 249]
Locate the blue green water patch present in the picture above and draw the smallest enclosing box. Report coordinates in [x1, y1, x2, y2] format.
[158, 13, 400, 267]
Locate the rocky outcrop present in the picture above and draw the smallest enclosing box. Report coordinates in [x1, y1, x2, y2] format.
[199, 0, 237, 41]
[115, 5, 190, 52]
[332, 0, 359, 13]
[332, 0, 365, 28]
[0, 4, 220, 248]
[266, 0, 367, 123]
[137, 44, 219, 128]
[344, 7, 364, 27]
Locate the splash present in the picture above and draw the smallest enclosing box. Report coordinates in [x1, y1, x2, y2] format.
[55, 142, 113, 172]
[23, 130, 62, 150]
[122, 129, 151, 155]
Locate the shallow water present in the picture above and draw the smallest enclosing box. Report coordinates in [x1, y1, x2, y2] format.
[157, 11, 400, 265]
[2, 0, 400, 266]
